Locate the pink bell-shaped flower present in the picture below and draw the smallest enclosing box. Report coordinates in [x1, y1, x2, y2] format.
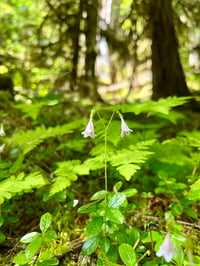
[120, 117, 133, 137]
[81, 117, 96, 138]
[156, 232, 174, 262]
[0, 124, 5, 137]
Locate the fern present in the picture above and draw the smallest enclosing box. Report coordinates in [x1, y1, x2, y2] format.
[103, 96, 191, 118]
[15, 95, 62, 120]
[179, 131, 200, 150]
[0, 172, 46, 204]
[116, 164, 140, 181]
[82, 140, 155, 181]
[82, 154, 105, 171]
[8, 120, 83, 154]
[109, 147, 153, 181]
[50, 160, 90, 196]
[15, 102, 49, 120]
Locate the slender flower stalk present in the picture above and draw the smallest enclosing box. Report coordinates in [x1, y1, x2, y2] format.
[156, 232, 174, 262]
[0, 124, 5, 137]
[81, 112, 96, 138]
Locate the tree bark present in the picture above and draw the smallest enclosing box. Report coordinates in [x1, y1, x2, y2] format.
[70, 1, 83, 91]
[81, 0, 100, 100]
[149, 0, 191, 100]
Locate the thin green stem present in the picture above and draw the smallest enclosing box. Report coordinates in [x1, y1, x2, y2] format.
[103, 111, 116, 236]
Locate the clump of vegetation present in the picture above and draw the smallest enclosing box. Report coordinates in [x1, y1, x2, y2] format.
[0, 96, 199, 265]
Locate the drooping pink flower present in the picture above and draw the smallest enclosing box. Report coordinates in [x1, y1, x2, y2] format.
[120, 117, 133, 137]
[0, 124, 5, 137]
[0, 144, 5, 153]
[156, 232, 174, 262]
[81, 117, 96, 138]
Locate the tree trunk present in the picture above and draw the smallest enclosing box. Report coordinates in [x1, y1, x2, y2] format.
[81, 0, 100, 100]
[149, 0, 191, 100]
[70, 1, 83, 91]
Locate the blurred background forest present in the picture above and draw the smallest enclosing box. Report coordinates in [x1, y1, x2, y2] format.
[0, 0, 200, 265]
[0, 0, 199, 102]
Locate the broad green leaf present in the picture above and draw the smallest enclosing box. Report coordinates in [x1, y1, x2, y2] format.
[90, 190, 107, 201]
[187, 179, 200, 201]
[106, 244, 118, 262]
[12, 253, 32, 265]
[118, 243, 137, 266]
[127, 227, 140, 246]
[82, 236, 100, 256]
[108, 193, 126, 208]
[44, 230, 57, 240]
[20, 232, 41, 243]
[86, 216, 103, 237]
[99, 237, 110, 254]
[40, 212, 52, 233]
[123, 188, 138, 197]
[39, 250, 52, 260]
[78, 202, 102, 213]
[113, 181, 123, 191]
[107, 208, 124, 224]
[25, 237, 42, 259]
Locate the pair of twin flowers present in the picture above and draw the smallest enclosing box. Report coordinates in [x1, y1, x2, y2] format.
[81, 111, 174, 263]
[81, 111, 132, 138]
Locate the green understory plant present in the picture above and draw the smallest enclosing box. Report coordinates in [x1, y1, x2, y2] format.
[12, 212, 58, 265]
[0, 96, 199, 265]
[77, 105, 200, 265]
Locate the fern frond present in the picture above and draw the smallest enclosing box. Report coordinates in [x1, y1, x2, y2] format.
[9, 120, 83, 154]
[102, 96, 191, 118]
[82, 155, 105, 171]
[0, 172, 46, 204]
[116, 164, 140, 181]
[120, 96, 191, 115]
[50, 160, 91, 196]
[109, 149, 153, 166]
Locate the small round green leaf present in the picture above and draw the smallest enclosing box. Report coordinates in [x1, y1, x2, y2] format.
[118, 243, 137, 266]
[82, 236, 100, 256]
[12, 253, 32, 265]
[99, 237, 110, 254]
[25, 237, 42, 259]
[108, 193, 126, 208]
[90, 190, 107, 201]
[40, 212, 52, 233]
[86, 216, 103, 237]
[20, 232, 41, 243]
[107, 207, 124, 224]
[44, 230, 57, 240]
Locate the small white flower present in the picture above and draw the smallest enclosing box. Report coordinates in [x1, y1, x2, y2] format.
[0, 124, 5, 137]
[156, 232, 174, 262]
[81, 117, 96, 138]
[120, 117, 133, 137]
[0, 144, 5, 153]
